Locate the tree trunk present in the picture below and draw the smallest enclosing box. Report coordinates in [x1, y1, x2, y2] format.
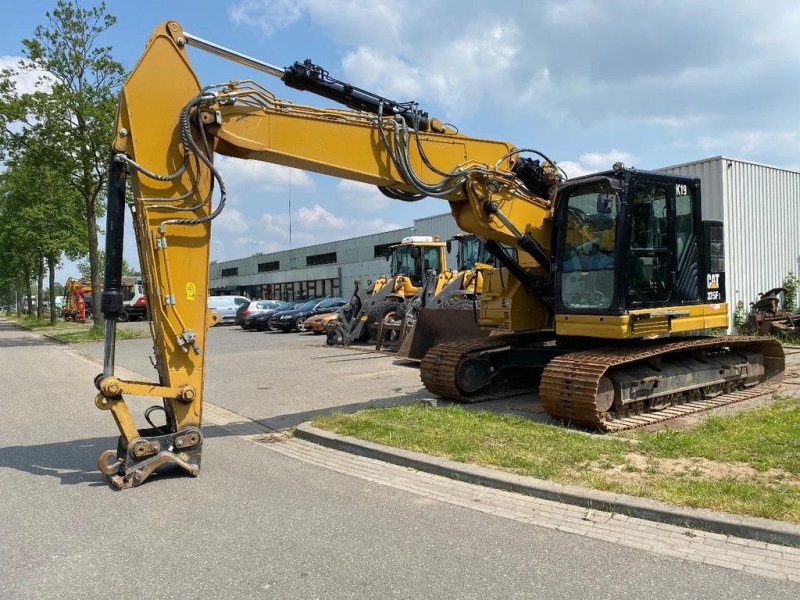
[37, 256, 45, 320]
[87, 202, 102, 328]
[16, 288, 21, 316]
[48, 255, 57, 325]
[24, 267, 33, 315]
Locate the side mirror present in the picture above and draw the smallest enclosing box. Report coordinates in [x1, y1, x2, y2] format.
[446, 240, 452, 254]
[596, 192, 615, 214]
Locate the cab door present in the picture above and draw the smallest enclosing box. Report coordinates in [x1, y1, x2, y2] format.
[625, 178, 701, 310]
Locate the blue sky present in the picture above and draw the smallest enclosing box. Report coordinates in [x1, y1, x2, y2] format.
[2, 0, 799, 279]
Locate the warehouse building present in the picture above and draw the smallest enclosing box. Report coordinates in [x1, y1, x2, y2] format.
[209, 213, 462, 301]
[211, 156, 800, 324]
[658, 156, 800, 323]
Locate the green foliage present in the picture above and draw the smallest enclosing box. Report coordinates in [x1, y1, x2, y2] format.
[0, 1, 124, 327]
[784, 272, 798, 313]
[733, 300, 747, 332]
[77, 250, 140, 279]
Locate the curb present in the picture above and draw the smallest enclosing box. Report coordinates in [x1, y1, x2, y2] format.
[295, 422, 800, 547]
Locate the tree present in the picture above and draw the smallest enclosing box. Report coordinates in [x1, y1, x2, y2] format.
[78, 250, 139, 279]
[0, 132, 86, 323]
[9, 1, 125, 327]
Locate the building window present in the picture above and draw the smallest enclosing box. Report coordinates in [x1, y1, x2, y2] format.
[221, 267, 238, 277]
[306, 252, 337, 266]
[373, 242, 398, 258]
[258, 260, 280, 273]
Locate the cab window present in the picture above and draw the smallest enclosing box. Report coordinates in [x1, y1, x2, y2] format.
[560, 186, 618, 311]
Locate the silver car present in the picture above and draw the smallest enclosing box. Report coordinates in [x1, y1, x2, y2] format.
[208, 295, 249, 324]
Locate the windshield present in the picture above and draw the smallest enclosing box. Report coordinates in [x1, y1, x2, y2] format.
[457, 237, 482, 271]
[297, 300, 318, 310]
[391, 245, 442, 285]
[560, 184, 619, 311]
[391, 246, 417, 278]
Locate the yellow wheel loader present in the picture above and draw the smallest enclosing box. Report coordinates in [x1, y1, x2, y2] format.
[381, 234, 494, 359]
[325, 236, 448, 345]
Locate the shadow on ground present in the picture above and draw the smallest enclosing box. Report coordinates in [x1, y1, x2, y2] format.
[0, 321, 57, 347]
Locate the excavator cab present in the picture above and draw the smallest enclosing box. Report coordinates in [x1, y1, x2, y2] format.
[553, 168, 727, 338]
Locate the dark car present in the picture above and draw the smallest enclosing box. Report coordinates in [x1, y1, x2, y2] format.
[237, 299, 289, 328]
[250, 301, 304, 331]
[273, 297, 348, 332]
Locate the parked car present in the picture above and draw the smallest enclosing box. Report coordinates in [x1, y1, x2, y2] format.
[250, 301, 304, 331]
[208, 295, 250, 325]
[238, 300, 290, 328]
[304, 307, 343, 335]
[273, 297, 347, 332]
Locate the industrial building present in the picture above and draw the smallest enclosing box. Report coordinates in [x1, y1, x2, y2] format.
[210, 156, 800, 324]
[657, 156, 800, 322]
[209, 213, 462, 302]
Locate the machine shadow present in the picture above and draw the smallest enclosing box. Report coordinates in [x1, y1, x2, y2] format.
[0, 435, 119, 487]
[204, 389, 431, 434]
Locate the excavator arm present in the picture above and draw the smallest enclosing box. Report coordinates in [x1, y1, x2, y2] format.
[95, 21, 558, 488]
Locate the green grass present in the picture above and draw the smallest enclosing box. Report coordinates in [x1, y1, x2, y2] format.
[312, 398, 800, 522]
[630, 397, 800, 475]
[4, 314, 149, 343]
[49, 327, 148, 343]
[316, 405, 631, 480]
[5, 314, 86, 331]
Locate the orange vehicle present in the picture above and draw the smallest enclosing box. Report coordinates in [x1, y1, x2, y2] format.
[304, 309, 342, 334]
[62, 278, 92, 322]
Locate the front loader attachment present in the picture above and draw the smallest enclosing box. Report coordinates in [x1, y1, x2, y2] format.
[327, 278, 398, 345]
[396, 305, 487, 361]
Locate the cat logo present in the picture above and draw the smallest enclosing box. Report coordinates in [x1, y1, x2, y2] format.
[707, 273, 720, 290]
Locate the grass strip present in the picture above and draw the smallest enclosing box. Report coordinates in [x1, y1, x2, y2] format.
[49, 327, 148, 343]
[312, 398, 800, 522]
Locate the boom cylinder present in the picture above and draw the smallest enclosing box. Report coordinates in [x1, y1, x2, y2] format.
[101, 156, 128, 375]
[102, 156, 128, 317]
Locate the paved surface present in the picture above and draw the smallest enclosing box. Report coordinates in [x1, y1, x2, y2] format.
[80, 324, 430, 430]
[2, 320, 800, 599]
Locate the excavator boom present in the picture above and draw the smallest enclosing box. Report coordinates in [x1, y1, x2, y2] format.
[95, 21, 556, 488]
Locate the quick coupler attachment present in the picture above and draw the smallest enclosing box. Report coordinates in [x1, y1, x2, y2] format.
[97, 427, 203, 489]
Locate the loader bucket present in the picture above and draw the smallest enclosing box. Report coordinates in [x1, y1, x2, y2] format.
[396, 306, 487, 362]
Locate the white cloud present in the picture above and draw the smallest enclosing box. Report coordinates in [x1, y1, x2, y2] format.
[0, 56, 53, 94]
[559, 150, 637, 179]
[216, 155, 314, 196]
[249, 202, 402, 253]
[227, 0, 800, 167]
[334, 180, 391, 212]
[233, 236, 287, 254]
[260, 212, 291, 238]
[228, 0, 307, 35]
[214, 207, 250, 234]
[296, 204, 345, 229]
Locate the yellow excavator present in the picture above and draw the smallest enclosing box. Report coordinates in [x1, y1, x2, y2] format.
[94, 21, 784, 488]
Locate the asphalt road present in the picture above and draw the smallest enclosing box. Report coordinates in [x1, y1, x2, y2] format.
[80, 322, 431, 429]
[2, 320, 798, 599]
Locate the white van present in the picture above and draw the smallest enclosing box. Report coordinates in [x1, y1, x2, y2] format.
[208, 295, 250, 324]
